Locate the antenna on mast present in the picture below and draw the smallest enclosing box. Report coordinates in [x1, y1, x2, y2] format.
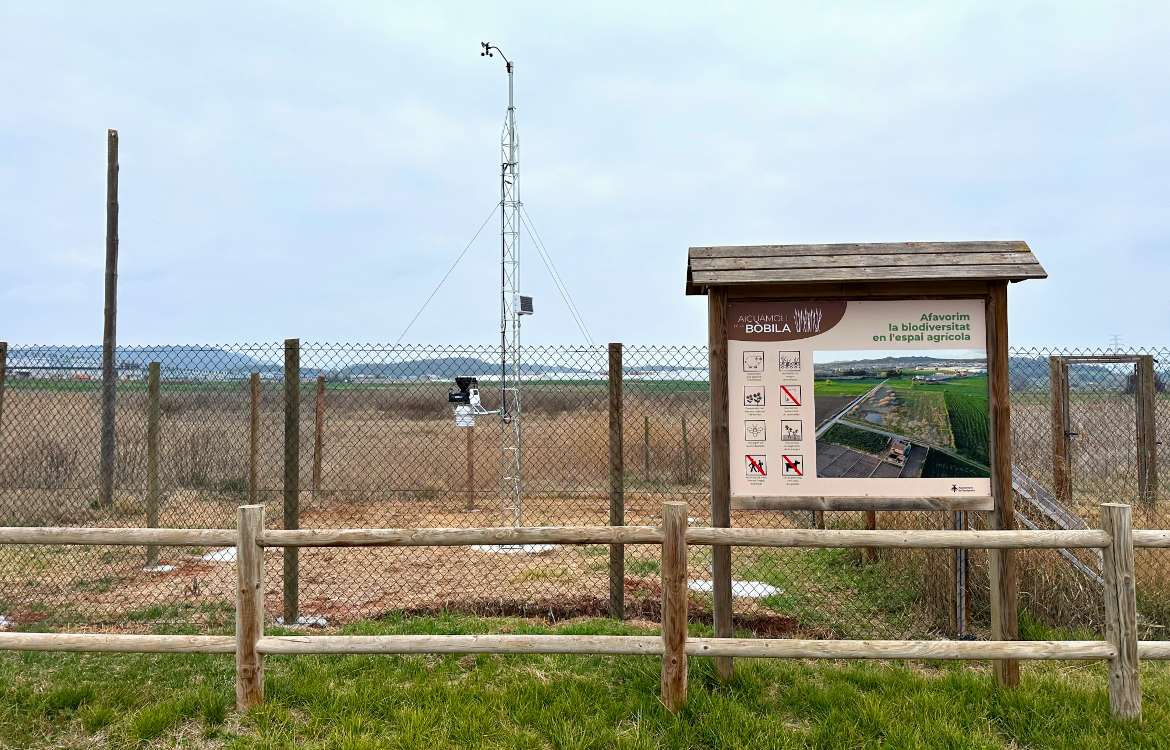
[481, 41, 526, 527]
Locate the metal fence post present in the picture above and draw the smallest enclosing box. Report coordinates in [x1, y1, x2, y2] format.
[1136, 356, 1158, 505]
[236, 504, 265, 711]
[660, 501, 688, 711]
[1101, 502, 1140, 720]
[609, 343, 625, 620]
[464, 425, 476, 511]
[1049, 357, 1072, 503]
[313, 375, 325, 502]
[283, 339, 300, 625]
[249, 373, 260, 505]
[643, 415, 651, 476]
[681, 415, 690, 482]
[0, 342, 7, 446]
[144, 362, 161, 569]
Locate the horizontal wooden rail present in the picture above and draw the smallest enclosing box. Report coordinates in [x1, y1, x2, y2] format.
[0, 633, 235, 653]
[260, 526, 663, 547]
[1132, 531, 1170, 548]
[257, 634, 664, 655]
[0, 526, 1113, 551]
[685, 638, 1115, 660]
[1138, 642, 1170, 659]
[0, 527, 236, 546]
[686, 527, 1110, 549]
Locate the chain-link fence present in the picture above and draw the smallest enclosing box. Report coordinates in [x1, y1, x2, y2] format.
[0, 343, 1166, 640]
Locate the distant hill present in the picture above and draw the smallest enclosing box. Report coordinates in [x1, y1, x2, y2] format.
[7, 345, 278, 373]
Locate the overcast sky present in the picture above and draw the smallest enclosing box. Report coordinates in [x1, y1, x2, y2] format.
[2, 2, 1167, 349]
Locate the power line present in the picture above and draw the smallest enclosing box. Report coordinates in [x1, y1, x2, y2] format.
[519, 206, 595, 346]
[394, 204, 499, 345]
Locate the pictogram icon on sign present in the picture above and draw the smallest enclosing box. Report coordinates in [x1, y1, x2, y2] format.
[781, 420, 802, 441]
[744, 385, 765, 407]
[745, 420, 766, 442]
[745, 455, 767, 476]
[778, 351, 801, 370]
[780, 385, 801, 406]
[781, 455, 803, 477]
[743, 351, 764, 372]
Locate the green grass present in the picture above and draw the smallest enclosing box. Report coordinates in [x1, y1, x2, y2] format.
[822, 422, 890, 455]
[737, 547, 923, 634]
[2, 615, 1169, 748]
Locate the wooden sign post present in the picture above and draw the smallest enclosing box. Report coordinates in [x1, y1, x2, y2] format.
[687, 241, 1046, 687]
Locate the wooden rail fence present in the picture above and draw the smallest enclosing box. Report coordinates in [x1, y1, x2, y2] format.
[0, 501, 1165, 719]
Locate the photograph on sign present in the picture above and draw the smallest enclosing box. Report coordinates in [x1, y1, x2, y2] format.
[814, 349, 988, 481]
[727, 298, 991, 499]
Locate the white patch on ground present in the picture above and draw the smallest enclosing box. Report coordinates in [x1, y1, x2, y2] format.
[274, 615, 328, 628]
[0, 616, 12, 630]
[471, 544, 559, 555]
[687, 579, 781, 598]
[142, 565, 175, 573]
[202, 547, 237, 562]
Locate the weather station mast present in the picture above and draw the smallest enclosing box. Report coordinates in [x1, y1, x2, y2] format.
[482, 41, 529, 528]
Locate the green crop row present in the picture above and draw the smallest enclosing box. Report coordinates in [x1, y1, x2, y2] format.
[821, 423, 889, 454]
[943, 391, 990, 466]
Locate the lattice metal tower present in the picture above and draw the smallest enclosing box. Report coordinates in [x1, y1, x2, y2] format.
[482, 42, 524, 527]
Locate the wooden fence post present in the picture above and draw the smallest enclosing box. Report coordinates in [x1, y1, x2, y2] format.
[283, 339, 300, 625]
[1101, 502, 1140, 720]
[1136, 356, 1158, 505]
[1049, 357, 1072, 503]
[643, 415, 651, 476]
[987, 281, 1019, 688]
[708, 286, 733, 682]
[660, 501, 688, 712]
[681, 415, 691, 483]
[236, 504, 265, 711]
[863, 509, 876, 564]
[0, 342, 7, 445]
[98, 129, 119, 508]
[145, 362, 161, 569]
[312, 375, 325, 502]
[609, 343, 625, 620]
[249, 373, 259, 505]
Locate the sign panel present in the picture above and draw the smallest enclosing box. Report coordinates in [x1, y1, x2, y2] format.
[729, 299, 991, 499]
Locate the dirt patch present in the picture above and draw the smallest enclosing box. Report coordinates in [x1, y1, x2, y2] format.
[381, 591, 827, 640]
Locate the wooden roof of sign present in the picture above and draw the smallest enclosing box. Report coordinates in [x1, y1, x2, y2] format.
[686, 241, 1046, 294]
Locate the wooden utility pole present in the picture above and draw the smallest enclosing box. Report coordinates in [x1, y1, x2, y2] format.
[987, 281, 1019, 687]
[283, 339, 300, 624]
[608, 343, 625, 620]
[99, 129, 120, 507]
[145, 362, 161, 569]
